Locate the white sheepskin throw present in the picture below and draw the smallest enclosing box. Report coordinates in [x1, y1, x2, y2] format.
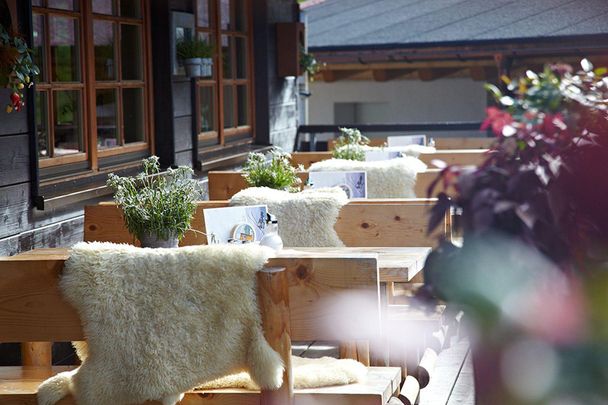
[333, 144, 435, 158]
[37, 242, 283, 405]
[197, 355, 367, 390]
[383, 144, 436, 157]
[230, 187, 348, 247]
[308, 157, 427, 198]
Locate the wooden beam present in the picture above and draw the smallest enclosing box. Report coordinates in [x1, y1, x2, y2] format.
[320, 69, 362, 82]
[371, 69, 415, 82]
[418, 68, 462, 81]
[469, 66, 496, 81]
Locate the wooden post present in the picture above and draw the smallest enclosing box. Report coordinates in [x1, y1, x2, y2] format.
[21, 342, 52, 367]
[257, 267, 293, 405]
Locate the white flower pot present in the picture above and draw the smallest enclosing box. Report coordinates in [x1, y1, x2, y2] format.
[183, 58, 202, 78]
[139, 231, 179, 248]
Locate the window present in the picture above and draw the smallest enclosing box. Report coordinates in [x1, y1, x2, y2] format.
[195, 0, 252, 148]
[32, 0, 151, 173]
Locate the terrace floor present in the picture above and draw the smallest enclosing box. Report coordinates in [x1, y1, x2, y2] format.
[296, 338, 474, 405]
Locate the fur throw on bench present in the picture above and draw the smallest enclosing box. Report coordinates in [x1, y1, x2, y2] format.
[230, 187, 348, 247]
[308, 157, 427, 198]
[197, 355, 367, 390]
[38, 242, 282, 405]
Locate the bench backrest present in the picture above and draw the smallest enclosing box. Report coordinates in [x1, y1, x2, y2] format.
[84, 200, 449, 247]
[208, 169, 442, 200]
[290, 150, 487, 169]
[327, 137, 494, 150]
[0, 252, 380, 344]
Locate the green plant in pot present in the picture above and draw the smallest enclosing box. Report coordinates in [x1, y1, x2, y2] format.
[106, 156, 199, 248]
[242, 148, 303, 191]
[333, 127, 370, 161]
[176, 38, 213, 78]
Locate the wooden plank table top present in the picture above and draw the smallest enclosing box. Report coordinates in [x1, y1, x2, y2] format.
[282, 247, 430, 282]
[11, 246, 431, 283]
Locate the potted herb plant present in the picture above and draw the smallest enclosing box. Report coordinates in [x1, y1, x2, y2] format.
[0, 23, 39, 113]
[242, 148, 303, 191]
[333, 127, 370, 161]
[106, 156, 199, 248]
[176, 38, 213, 78]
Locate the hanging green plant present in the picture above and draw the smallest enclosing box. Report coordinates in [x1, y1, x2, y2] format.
[0, 23, 39, 113]
[300, 46, 321, 80]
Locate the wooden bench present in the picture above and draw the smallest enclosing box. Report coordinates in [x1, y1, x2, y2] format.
[327, 137, 494, 150]
[0, 250, 411, 405]
[84, 202, 447, 388]
[84, 200, 450, 248]
[290, 150, 488, 169]
[208, 169, 441, 200]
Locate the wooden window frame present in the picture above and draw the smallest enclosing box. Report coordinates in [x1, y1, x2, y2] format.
[33, 0, 154, 173]
[195, 0, 255, 149]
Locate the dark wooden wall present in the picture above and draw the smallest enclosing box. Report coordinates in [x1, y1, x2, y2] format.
[254, 0, 300, 151]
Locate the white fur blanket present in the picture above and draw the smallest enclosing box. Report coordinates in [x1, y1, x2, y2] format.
[198, 355, 366, 390]
[308, 157, 427, 198]
[38, 242, 282, 405]
[230, 187, 348, 247]
[334, 144, 435, 158]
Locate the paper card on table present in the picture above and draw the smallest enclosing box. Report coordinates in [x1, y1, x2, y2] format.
[387, 135, 427, 147]
[365, 150, 401, 162]
[308, 171, 367, 199]
[203, 205, 267, 244]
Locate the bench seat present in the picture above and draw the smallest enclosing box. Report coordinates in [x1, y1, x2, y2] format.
[0, 366, 402, 405]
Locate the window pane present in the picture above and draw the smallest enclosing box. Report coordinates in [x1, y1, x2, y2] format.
[237, 85, 247, 126]
[94, 20, 116, 81]
[35, 92, 49, 158]
[199, 86, 215, 132]
[235, 36, 246, 79]
[197, 0, 212, 27]
[49, 16, 80, 82]
[96, 89, 119, 149]
[121, 24, 143, 80]
[234, 0, 247, 32]
[93, 0, 114, 15]
[32, 0, 42, 6]
[48, 0, 78, 11]
[220, 0, 230, 30]
[122, 88, 144, 143]
[53, 90, 83, 156]
[120, 0, 141, 18]
[32, 14, 46, 82]
[221, 35, 232, 79]
[223, 85, 234, 128]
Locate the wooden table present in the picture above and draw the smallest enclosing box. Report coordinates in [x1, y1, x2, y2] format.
[13, 246, 431, 284]
[281, 247, 430, 283]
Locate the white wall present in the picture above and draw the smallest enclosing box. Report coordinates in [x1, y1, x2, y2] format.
[308, 77, 488, 139]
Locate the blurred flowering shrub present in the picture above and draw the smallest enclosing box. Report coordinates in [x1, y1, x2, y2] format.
[421, 60, 608, 403]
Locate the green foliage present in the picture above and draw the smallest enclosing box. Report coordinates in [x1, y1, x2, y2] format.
[106, 156, 199, 241]
[0, 24, 39, 113]
[242, 148, 302, 191]
[176, 38, 213, 59]
[332, 127, 370, 161]
[300, 47, 321, 79]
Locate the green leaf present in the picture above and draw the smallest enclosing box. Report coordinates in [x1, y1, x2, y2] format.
[484, 83, 502, 99]
[594, 67, 607, 76]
